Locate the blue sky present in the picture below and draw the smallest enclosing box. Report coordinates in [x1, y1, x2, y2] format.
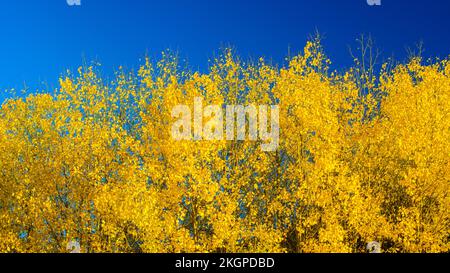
[0, 0, 449, 98]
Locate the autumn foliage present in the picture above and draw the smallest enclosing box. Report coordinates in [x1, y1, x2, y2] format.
[0, 39, 449, 253]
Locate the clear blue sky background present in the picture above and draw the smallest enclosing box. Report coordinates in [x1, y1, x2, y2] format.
[0, 0, 449, 100]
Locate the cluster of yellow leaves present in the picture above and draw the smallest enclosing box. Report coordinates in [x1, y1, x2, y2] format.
[0, 41, 448, 253]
